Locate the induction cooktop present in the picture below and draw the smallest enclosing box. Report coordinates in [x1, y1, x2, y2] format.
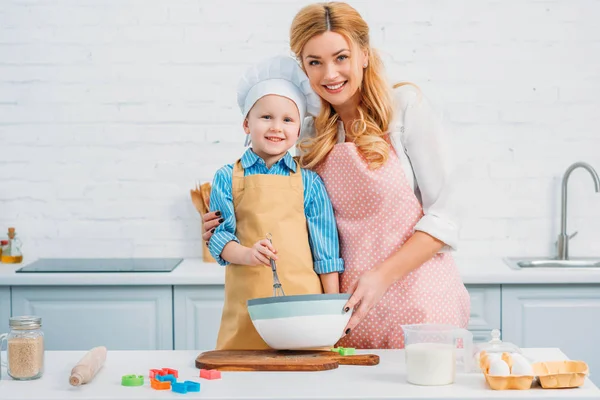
[15, 258, 183, 273]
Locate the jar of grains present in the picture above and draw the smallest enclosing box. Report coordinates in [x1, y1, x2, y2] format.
[0, 316, 45, 380]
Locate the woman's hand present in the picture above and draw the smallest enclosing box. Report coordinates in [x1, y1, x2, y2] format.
[341, 267, 394, 335]
[340, 232, 445, 336]
[202, 211, 222, 241]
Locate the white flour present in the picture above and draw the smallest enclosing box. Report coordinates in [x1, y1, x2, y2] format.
[405, 342, 456, 385]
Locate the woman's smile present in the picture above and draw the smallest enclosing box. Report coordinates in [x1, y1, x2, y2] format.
[324, 81, 347, 93]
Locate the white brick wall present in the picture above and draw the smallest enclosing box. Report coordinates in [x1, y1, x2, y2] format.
[1, 0, 599, 260]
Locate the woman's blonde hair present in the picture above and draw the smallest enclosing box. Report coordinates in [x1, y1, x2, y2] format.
[291, 2, 402, 170]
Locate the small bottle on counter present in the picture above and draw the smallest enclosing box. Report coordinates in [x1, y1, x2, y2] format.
[0, 239, 7, 258]
[0, 316, 45, 380]
[1, 227, 23, 264]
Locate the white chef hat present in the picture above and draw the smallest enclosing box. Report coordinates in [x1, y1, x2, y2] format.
[237, 55, 321, 145]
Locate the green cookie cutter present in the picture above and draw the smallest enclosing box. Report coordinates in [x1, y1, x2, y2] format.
[340, 347, 355, 356]
[330, 347, 355, 356]
[121, 374, 144, 386]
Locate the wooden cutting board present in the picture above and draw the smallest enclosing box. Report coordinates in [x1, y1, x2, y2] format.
[195, 350, 380, 371]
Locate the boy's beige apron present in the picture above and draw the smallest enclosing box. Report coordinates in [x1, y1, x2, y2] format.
[215, 159, 324, 350]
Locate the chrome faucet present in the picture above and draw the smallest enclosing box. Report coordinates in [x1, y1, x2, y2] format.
[557, 161, 600, 260]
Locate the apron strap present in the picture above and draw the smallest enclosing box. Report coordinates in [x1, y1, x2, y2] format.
[289, 158, 303, 188]
[233, 159, 244, 178]
[232, 159, 245, 194]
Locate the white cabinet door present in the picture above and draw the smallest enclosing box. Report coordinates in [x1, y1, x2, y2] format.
[173, 286, 224, 351]
[465, 285, 501, 334]
[11, 286, 173, 351]
[502, 285, 600, 385]
[0, 286, 10, 334]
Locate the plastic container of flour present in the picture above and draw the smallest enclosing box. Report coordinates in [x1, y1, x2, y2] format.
[402, 324, 474, 386]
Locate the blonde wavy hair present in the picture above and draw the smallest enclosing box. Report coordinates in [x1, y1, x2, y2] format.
[291, 2, 406, 170]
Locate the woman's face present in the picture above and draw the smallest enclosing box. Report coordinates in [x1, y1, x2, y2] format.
[301, 31, 368, 108]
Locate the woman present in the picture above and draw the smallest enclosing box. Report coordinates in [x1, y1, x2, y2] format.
[203, 1, 470, 349]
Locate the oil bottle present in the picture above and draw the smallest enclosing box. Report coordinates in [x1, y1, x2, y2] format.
[1, 227, 23, 263]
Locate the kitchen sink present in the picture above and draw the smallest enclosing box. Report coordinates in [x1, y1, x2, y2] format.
[504, 161, 600, 272]
[504, 257, 600, 270]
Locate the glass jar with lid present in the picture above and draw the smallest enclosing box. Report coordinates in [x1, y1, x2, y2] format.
[473, 328, 527, 368]
[0, 316, 45, 380]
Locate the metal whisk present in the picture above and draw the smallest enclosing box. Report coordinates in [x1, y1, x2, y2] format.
[266, 233, 285, 297]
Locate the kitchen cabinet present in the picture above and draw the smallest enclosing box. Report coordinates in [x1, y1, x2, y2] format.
[465, 285, 501, 342]
[173, 286, 224, 350]
[171, 285, 501, 349]
[5, 279, 600, 387]
[0, 286, 10, 334]
[11, 286, 173, 351]
[501, 284, 600, 385]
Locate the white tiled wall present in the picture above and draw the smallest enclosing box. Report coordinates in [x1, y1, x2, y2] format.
[1, 0, 598, 260]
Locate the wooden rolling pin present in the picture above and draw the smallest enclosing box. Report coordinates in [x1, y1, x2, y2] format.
[69, 346, 107, 386]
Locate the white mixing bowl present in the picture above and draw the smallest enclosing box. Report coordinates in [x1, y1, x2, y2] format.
[247, 293, 352, 350]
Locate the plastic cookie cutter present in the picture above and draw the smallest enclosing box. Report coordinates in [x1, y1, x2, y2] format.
[199, 368, 221, 380]
[151, 378, 171, 390]
[149, 369, 165, 379]
[121, 374, 144, 386]
[184, 381, 201, 392]
[340, 347, 355, 356]
[330, 347, 356, 355]
[161, 367, 178, 378]
[171, 382, 188, 394]
[156, 373, 177, 383]
[150, 367, 178, 379]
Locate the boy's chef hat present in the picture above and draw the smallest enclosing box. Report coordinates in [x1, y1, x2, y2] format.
[237, 55, 322, 124]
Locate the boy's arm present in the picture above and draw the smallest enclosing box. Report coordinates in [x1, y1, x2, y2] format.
[319, 272, 340, 294]
[222, 239, 276, 267]
[221, 241, 251, 266]
[208, 166, 278, 267]
[208, 167, 242, 266]
[304, 170, 344, 293]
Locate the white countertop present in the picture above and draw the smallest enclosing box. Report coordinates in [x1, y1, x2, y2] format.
[1, 257, 600, 286]
[0, 348, 597, 400]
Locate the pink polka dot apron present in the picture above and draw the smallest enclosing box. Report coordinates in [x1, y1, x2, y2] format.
[316, 142, 470, 349]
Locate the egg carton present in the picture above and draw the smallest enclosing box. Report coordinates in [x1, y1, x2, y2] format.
[482, 372, 535, 391]
[479, 351, 534, 390]
[532, 360, 589, 389]
[479, 351, 589, 390]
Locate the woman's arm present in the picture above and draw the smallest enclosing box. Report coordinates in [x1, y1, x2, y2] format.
[341, 85, 461, 334]
[341, 231, 443, 334]
[380, 231, 445, 284]
[391, 84, 462, 252]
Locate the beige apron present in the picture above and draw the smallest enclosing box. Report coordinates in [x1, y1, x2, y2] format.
[215, 158, 324, 350]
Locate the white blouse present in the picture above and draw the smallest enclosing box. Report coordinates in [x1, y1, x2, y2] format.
[298, 84, 461, 252]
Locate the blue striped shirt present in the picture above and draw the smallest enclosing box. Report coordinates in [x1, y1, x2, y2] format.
[208, 148, 344, 275]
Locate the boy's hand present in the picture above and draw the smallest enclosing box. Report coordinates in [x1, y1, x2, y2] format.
[245, 239, 278, 267]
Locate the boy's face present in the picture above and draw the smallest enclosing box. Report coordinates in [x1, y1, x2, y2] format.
[243, 95, 301, 164]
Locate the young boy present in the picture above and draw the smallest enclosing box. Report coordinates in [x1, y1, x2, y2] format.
[208, 55, 344, 350]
